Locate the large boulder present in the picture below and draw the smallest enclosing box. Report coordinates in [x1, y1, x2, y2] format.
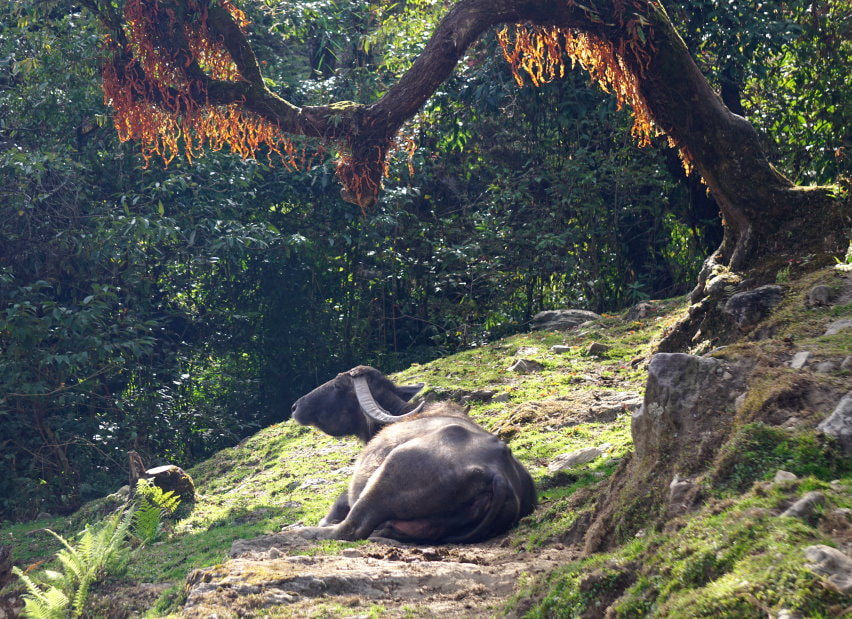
[531, 309, 601, 331]
[632, 353, 746, 464]
[584, 352, 750, 553]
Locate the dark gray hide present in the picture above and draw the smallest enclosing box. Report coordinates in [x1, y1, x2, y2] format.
[291, 366, 536, 543]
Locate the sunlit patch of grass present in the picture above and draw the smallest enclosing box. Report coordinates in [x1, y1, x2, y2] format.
[514, 478, 850, 617]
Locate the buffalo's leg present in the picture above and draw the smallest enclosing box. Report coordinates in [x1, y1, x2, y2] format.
[328, 441, 493, 541]
[319, 489, 350, 526]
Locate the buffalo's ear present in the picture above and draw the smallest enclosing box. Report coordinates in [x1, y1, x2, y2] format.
[395, 383, 424, 401]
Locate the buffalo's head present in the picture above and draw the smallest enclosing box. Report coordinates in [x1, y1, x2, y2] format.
[291, 365, 424, 442]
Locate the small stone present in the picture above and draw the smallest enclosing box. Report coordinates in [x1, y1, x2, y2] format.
[815, 361, 836, 373]
[508, 359, 544, 374]
[807, 285, 833, 307]
[825, 319, 852, 336]
[723, 284, 784, 330]
[668, 475, 693, 506]
[531, 309, 602, 331]
[340, 548, 361, 558]
[461, 390, 495, 403]
[548, 447, 602, 472]
[144, 464, 195, 506]
[777, 610, 803, 619]
[492, 392, 510, 403]
[585, 342, 610, 356]
[790, 351, 811, 369]
[626, 301, 655, 321]
[35, 512, 53, 520]
[774, 470, 798, 483]
[817, 392, 852, 454]
[781, 491, 827, 520]
[734, 392, 748, 413]
[834, 508, 852, 521]
[551, 345, 572, 354]
[804, 545, 852, 594]
[841, 356, 852, 371]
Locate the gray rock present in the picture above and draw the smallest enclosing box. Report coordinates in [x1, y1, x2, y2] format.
[626, 301, 655, 321]
[841, 356, 852, 371]
[781, 491, 827, 520]
[817, 392, 852, 454]
[632, 353, 746, 462]
[548, 447, 602, 472]
[507, 359, 544, 374]
[585, 342, 610, 356]
[723, 284, 784, 331]
[807, 285, 833, 307]
[790, 351, 811, 369]
[825, 319, 852, 336]
[551, 345, 572, 354]
[492, 392, 510, 403]
[815, 361, 836, 373]
[804, 545, 852, 594]
[461, 390, 495, 404]
[588, 392, 643, 418]
[531, 309, 602, 331]
[773, 470, 798, 483]
[776, 610, 803, 619]
[668, 475, 693, 509]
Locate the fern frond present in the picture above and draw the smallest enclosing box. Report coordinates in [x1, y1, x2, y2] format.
[13, 567, 70, 619]
[54, 549, 84, 584]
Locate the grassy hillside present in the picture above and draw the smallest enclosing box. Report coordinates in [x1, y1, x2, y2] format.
[1, 264, 850, 617]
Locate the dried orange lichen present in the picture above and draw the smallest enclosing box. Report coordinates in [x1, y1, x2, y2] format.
[497, 23, 658, 148]
[495, 0, 695, 160]
[336, 142, 389, 212]
[103, 0, 301, 169]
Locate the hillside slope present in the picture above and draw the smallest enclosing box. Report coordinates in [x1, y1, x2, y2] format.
[1, 264, 850, 618]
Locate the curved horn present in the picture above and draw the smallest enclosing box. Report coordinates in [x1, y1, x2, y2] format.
[353, 376, 425, 424]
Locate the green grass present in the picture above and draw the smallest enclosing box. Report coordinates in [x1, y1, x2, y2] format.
[514, 478, 851, 618]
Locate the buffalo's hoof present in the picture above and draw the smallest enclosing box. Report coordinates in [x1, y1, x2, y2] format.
[291, 526, 333, 540]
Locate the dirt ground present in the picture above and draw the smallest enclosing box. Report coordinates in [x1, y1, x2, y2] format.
[181, 531, 574, 618]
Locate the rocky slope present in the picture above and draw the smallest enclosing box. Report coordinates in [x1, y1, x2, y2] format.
[1, 264, 850, 618]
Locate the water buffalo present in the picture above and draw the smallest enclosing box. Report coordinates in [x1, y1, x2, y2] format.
[290, 365, 536, 543]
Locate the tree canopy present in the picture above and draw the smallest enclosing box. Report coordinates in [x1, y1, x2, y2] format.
[0, 0, 847, 519]
[84, 0, 847, 270]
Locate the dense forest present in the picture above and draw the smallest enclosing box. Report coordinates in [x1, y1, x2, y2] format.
[0, 0, 848, 522]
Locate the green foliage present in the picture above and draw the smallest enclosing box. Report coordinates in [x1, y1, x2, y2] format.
[711, 424, 849, 495]
[669, 0, 851, 183]
[132, 480, 180, 544]
[12, 508, 135, 618]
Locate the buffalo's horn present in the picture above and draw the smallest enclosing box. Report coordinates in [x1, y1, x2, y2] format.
[353, 376, 425, 424]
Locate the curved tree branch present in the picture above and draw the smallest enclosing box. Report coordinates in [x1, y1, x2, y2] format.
[94, 0, 844, 268]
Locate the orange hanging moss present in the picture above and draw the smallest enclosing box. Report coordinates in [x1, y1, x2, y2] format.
[102, 0, 301, 169]
[497, 23, 658, 148]
[493, 0, 704, 171]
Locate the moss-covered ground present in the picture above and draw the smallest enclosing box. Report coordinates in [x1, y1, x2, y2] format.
[1, 266, 849, 617]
